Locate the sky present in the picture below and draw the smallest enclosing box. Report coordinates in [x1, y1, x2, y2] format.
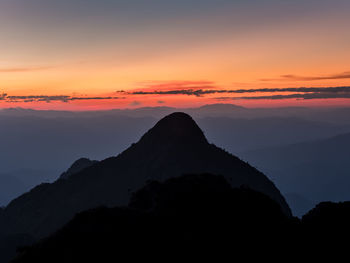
[0, 0, 350, 110]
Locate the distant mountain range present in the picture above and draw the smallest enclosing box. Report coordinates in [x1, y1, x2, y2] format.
[0, 170, 52, 207]
[3, 104, 350, 123]
[241, 131, 350, 216]
[198, 116, 347, 153]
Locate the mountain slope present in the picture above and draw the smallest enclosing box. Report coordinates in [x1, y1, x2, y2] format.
[11, 174, 289, 263]
[12, 174, 350, 262]
[59, 158, 98, 180]
[0, 112, 291, 239]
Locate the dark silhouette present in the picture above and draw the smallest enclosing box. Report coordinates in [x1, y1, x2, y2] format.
[11, 174, 292, 262]
[0, 112, 294, 261]
[3, 111, 350, 261]
[2, 105, 350, 212]
[0, 234, 35, 263]
[11, 174, 350, 262]
[302, 201, 350, 225]
[0, 112, 290, 240]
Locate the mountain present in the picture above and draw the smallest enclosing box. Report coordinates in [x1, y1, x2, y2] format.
[1, 106, 350, 206]
[0, 169, 57, 207]
[11, 174, 350, 262]
[0, 234, 35, 263]
[11, 174, 290, 262]
[59, 158, 98, 180]
[0, 112, 291, 241]
[302, 201, 350, 225]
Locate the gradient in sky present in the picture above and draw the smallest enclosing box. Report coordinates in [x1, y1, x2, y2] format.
[1, 0, 350, 110]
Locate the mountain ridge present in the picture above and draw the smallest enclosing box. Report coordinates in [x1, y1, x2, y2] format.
[0, 112, 291, 240]
[59, 158, 98, 180]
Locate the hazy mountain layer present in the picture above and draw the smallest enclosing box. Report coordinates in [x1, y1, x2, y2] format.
[241, 132, 350, 215]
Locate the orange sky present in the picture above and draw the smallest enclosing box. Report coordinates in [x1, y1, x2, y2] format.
[1, 0, 350, 110]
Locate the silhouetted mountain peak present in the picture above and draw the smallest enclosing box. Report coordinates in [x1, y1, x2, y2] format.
[0, 112, 291, 243]
[59, 158, 98, 180]
[138, 112, 208, 146]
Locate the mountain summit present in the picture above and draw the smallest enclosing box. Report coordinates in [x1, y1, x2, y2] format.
[138, 112, 208, 146]
[0, 112, 291, 239]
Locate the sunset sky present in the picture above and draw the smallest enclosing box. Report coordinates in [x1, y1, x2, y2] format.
[1, 0, 350, 110]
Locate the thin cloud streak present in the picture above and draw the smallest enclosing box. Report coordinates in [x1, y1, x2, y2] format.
[216, 93, 350, 100]
[1, 94, 124, 103]
[0, 66, 55, 73]
[138, 80, 216, 90]
[261, 72, 350, 81]
[129, 101, 142, 106]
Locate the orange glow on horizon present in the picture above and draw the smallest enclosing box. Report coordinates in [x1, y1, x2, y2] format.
[1, 1, 350, 110]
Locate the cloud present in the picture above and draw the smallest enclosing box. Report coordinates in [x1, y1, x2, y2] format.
[129, 101, 142, 106]
[121, 81, 218, 97]
[127, 89, 211, 97]
[123, 86, 350, 97]
[3, 85, 350, 104]
[2, 94, 124, 103]
[137, 80, 216, 90]
[0, 66, 54, 73]
[261, 72, 350, 81]
[69, 96, 123, 101]
[231, 86, 350, 93]
[122, 82, 350, 101]
[216, 92, 350, 100]
[0, 93, 7, 100]
[6, 95, 71, 103]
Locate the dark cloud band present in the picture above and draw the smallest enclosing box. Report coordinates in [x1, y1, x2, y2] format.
[124, 86, 350, 97]
[1, 94, 123, 103]
[2, 86, 350, 104]
[261, 72, 350, 81]
[217, 93, 350, 100]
